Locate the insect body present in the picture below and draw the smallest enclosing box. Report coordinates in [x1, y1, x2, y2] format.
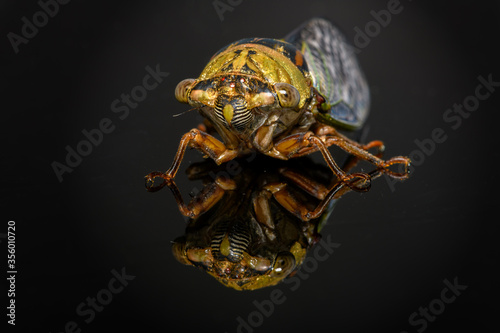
[146, 18, 410, 188]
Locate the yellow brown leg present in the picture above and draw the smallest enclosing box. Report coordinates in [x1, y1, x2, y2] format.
[263, 178, 364, 221]
[162, 176, 236, 218]
[252, 190, 277, 240]
[262, 166, 379, 222]
[278, 168, 331, 200]
[316, 126, 409, 178]
[320, 135, 410, 180]
[145, 128, 239, 187]
[314, 124, 385, 155]
[272, 128, 410, 181]
[268, 131, 371, 191]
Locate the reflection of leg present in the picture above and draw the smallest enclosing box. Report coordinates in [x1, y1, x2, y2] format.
[265, 164, 387, 222]
[268, 131, 371, 191]
[163, 176, 236, 218]
[145, 128, 239, 184]
[253, 190, 275, 233]
[263, 179, 362, 221]
[278, 168, 330, 200]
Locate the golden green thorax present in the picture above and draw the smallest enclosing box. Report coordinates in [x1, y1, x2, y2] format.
[203, 242, 307, 291]
[198, 42, 311, 110]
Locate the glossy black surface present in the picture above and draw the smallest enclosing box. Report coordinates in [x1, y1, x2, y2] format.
[3, 1, 499, 332]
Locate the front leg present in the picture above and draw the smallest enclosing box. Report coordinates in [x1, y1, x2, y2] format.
[252, 115, 280, 153]
[145, 128, 239, 185]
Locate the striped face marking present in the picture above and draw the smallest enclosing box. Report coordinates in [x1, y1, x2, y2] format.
[214, 94, 252, 132]
[211, 221, 251, 263]
[220, 235, 231, 257]
[223, 104, 234, 123]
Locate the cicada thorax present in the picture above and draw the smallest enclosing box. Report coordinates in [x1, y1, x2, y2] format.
[174, 38, 321, 148]
[199, 38, 313, 110]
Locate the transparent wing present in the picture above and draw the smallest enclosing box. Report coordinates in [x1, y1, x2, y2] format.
[284, 18, 370, 129]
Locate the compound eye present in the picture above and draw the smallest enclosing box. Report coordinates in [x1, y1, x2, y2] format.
[274, 83, 300, 108]
[175, 78, 196, 103]
[270, 252, 296, 278]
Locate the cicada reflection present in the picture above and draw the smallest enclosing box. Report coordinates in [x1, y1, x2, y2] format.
[148, 154, 389, 291]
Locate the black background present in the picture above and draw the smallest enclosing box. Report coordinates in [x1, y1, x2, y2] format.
[2, 0, 499, 332]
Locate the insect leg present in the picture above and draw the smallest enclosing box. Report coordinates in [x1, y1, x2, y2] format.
[252, 190, 277, 240]
[145, 128, 239, 184]
[320, 135, 411, 180]
[263, 178, 362, 221]
[264, 165, 384, 222]
[314, 124, 385, 156]
[278, 168, 331, 200]
[164, 176, 236, 218]
[269, 132, 371, 191]
[294, 125, 410, 179]
[279, 144, 376, 199]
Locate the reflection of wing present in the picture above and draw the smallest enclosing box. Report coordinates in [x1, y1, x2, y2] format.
[284, 18, 370, 129]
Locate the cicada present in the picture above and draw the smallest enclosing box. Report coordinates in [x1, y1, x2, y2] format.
[146, 18, 410, 189]
[168, 156, 378, 290]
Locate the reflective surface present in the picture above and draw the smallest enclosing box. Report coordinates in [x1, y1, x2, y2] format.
[3, 1, 498, 332]
[151, 156, 377, 291]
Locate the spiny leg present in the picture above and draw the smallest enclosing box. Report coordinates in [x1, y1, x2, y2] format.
[145, 128, 239, 187]
[277, 148, 369, 200]
[339, 140, 385, 173]
[319, 125, 409, 178]
[320, 135, 410, 180]
[314, 124, 385, 156]
[269, 131, 371, 191]
[291, 126, 410, 180]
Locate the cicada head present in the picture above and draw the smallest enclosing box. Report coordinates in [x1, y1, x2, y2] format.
[174, 75, 301, 133]
[171, 218, 306, 291]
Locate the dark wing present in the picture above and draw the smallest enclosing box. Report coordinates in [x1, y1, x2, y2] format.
[284, 18, 370, 129]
